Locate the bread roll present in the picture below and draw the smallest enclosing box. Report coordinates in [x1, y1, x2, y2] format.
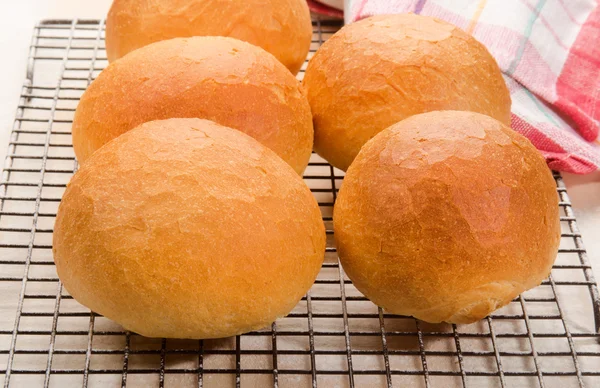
[304, 14, 512, 171]
[54, 118, 325, 339]
[106, 0, 312, 74]
[72, 36, 313, 175]
[334, 111, 559, 324]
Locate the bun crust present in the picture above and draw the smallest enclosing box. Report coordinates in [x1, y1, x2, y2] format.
[334, 111, 559, 324]
[72, 37, 314, 174]
[54, 118, 325, 338]
[105, 0, 312, 74]
[304, 14, 512, 171]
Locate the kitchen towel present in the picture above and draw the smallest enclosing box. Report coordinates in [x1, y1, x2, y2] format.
[343, 0, 600, 173]
[307, 0, 344, 18]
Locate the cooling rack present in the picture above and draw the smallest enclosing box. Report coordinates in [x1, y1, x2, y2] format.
[0, 18, 599, 388]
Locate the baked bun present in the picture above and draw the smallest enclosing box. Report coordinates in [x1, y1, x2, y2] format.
[54, 118, 325, 339]
[304, 13, 511, 171]
[106, 0, 312, 74]
[334, 111, 559, 324]
[72, 36, 313, 174]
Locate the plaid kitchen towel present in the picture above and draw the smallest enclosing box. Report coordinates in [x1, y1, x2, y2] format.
[308, 0, 344, 18]
[343, 0, 600, 173]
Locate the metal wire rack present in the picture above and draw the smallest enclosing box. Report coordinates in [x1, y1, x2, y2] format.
[0, 18, 599, 388]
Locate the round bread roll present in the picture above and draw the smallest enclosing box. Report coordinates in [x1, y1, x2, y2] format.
[54, 118, 325, 339]
[334, 111, 559, 324]
[304, 14, 512, 171]
[72, 36, 313, 175]
[106, 0, 312, 74]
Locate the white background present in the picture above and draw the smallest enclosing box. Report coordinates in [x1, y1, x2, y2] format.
[0, 0, 598, 277]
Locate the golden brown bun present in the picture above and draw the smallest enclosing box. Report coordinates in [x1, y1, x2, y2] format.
[334, 111, 559, 324]
[72, 36, 313, 175]
[304, 14, 512, 171]
[54, 118, 325, 339]
[105, 0, 312, 74]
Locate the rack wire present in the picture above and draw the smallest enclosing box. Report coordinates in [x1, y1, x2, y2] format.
[0, 18, 599, 388]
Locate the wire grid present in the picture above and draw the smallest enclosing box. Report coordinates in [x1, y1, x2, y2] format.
[0, 18, 599, 388]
